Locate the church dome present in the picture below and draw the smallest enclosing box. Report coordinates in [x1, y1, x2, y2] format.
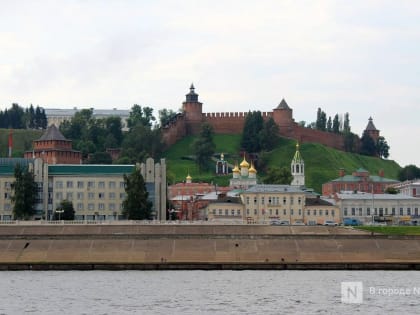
[240, 156, 249, 168]
[232, 164, 240, 173]
[249, 163, 257, 174]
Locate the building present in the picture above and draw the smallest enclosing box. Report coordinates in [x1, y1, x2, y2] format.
[291, 143, 305, 186]
[162, 85, 381, 152]
[0, 157, 167, 221]
[229, 155, 257, 189]
[24, 124, 82, 164]
[206, 195, 244, 223]
[391, 179, 420, 198]
[333, 191, 420, 225]
[45, 108, 130, 130]
[215, 153, 229, 175]
[322, 168, 399, 196]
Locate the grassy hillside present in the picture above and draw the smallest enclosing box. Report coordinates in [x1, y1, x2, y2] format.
[0, 129, 43, 157]
[163, 134, 402, 193]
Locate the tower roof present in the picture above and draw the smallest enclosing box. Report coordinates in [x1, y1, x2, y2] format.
[185, 83, 199, 102]
[365, 117, 378, 131]
[232, 164, 240, 173]
[240, 156, 249, 168]
[292, 142, 304, 163]
[249, 162, 257, 174]
[38, 124, 68, 141]
[276, 98, 291, 110]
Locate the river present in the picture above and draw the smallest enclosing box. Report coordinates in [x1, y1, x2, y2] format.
[0, 270, 419, 314]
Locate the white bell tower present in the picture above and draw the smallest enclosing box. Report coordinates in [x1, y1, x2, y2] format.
[291, 143, 305, 186]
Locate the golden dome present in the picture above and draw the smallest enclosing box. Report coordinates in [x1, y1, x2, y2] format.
[240, 156, 249, 168]
[232, 164, 240, 173]
[186, 174, 192, 181]
[249, 163, 257, 173]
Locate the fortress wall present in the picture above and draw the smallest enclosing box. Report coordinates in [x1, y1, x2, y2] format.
[162, 115, 187, 146]
[203, 112, 273, 134]
[292, 125, 345, 150]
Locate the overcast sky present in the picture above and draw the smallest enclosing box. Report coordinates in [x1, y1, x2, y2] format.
[0, 1, 419, 167]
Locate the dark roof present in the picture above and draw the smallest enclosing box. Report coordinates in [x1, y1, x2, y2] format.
[276, 99, 291, 110]
[365, 117, 378, 131]
[305, 197, 334, 206]
[38, 124, 68, 141]
[48, 164, 135, 175]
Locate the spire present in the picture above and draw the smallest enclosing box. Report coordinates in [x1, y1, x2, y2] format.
[292, 142, 303, 163]
[365, 116, 378, 131]
[276, 98, 291, 110]
[186, 83, 198, 102]
[291, 142, 305, 186]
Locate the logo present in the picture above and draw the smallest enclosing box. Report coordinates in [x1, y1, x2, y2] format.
[341, 281, 363, 304]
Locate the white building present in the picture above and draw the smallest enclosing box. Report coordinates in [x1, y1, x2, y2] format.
[291, 143, 305, 186]
[391, 179, 420, 198]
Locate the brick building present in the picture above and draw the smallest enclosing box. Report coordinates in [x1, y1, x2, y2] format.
[24, 124, 82, 164]
[322, 168, 399, 196]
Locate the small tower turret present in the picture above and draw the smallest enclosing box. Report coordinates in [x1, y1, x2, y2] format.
[364, 117, 380, 143]
[291, 142, 305, 186]
[182, 83, 203, 135]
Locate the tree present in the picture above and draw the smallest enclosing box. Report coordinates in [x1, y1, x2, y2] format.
[360, 132, 376, 156]
[192, 123, 215, 171]
[332, 114, 340, 133]
[344, 132, 358, 153]
[11, 164, 37, 219]
[262, 167, 293, 185]
[259, 117, 279, 151]
[385, 187, 399, 194]
[54, 200, 75, 220]
[122, 168, 152, 220]
[398, 165, 420, 181]
[127, 105, 155, 130]
[327, 116, 332, 132]
[105, 116, 123, 147]
[88, 152, 113, 164]
[343, 112, 351, 133]
[376, 136, 390, 159]
[158, 108, 178, 127]
[241, 111, 264, 152]
[315, 108, 327, 131]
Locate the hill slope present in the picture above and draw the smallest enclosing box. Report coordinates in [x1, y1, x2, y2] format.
[163, 134, 401, 193]
[0, 129, 43, 157]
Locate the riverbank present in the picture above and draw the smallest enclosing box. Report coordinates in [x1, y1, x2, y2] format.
[1, 224, 419, 270]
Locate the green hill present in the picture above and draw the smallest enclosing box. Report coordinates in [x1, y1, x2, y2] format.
[163, 134, 401, 193]
[0, 129, 43, 157]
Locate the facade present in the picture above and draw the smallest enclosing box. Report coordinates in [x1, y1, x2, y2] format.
[162, 85, 381, 152]
[24, 124, 82, 164]
[0, 157, 167, 221]
[333, 192, 420, 225]
[45, 108, 130, 130]
[206, 196, 244, 223]
[391, 179, 420, 198]
[322, 168, 399, 196]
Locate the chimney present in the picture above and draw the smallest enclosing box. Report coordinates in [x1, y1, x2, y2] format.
[379, 169, 384, 177]
[339, 168, 345, 177]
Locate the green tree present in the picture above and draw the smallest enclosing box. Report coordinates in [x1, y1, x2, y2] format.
[158, 108, 178, 127]
[376, 136, 390, 159]
[88, 152, 113, 164]
[327, 116, 332, 132]
[385, 187, 399, 194]
[192, 123, 215, 171]
[344, 132, 358, 153]
[54, 200, 75, 220]
[360, 132, 376, 156]
[332, 114, 340, 133]
[343, 112, 351, 133]
[127, 105, 155, 130]
[398, 165, 420, 181]
[241, 111, 264, 152]
[122, 168, 152, 220]
[11, 164, 37, 219]
[105, 116, 123, 146]
[262, 167, 293, 185]
[260, 117, 279, 151]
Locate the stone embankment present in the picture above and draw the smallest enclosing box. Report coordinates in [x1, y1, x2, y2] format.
[0, 224, 419, 270]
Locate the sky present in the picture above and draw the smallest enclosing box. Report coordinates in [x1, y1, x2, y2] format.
[0, 0, 419, 167]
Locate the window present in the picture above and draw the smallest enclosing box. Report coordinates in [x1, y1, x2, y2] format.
[212, 209, 216, 215]
[367, 208, 371, 216]
[109, 192, 116, 199]
[237, 209, 241, 216]
[283, 209, 286, 215]
[332, 210, 335, 217]
[66, 192, 73, 200]
[254, 209, 257, 215]
[246, 197, 250, 205]
[291, 209, 294, 215]
[77, 203, 84, 210]
[98, 203, 105, 210]
[4, 193, 10, 199]
[109, 203, 115, 211]
[298, 197, 302, 205]
[268, 197, 272, 204]
[261, 197, 265, 205]
[66, 181, 73, 188]
[88, 192, 94, 199]
[4, 182, 11, 189]
[109, 181, 116, 189]
[87, 181, 95, 189]
[400, 208, 403, 216]
[88, 203, 95, 210]
[290, 197, 294, 205]
[344, 208, 348, 216]
[374, 208, 378, 215]
[407, 208, 411, 216]
[313, 210, 317, 216]
[299, 209, 302, 215]
[307, 210, 310, 216]
[231, 209, 235, 216]
[319, 210, 322, 216]
[385, 208, 388, 215]
[351, 208, 355, 216]
[269, 209, 273, 215]
[359, 208, 362, 216]
[219, 209, 222, 215]
[392, 208, 396, 215]
[120, 193, 126, 199]
[55, 192, 63, 200]
[246, 209, 250, 215]
[275, 209, 279, 215]
[77, 181, 84, 188]
[283, 197, 286, 205]
[325, 210, 329, 216]
[415, 208, 419, 216]
[98, 193, 105, 199]
[98, 181, 105, 189]
[55, 181, 63, 189]
[276, 197, 280, 205]
[4, 204, 11, 211]
[254, 197, 257, 204]
[77, 192, 84, 200]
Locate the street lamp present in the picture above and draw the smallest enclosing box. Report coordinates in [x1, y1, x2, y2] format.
[55, 208, 64, 221]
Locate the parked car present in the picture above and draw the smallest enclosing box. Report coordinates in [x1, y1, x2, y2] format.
[292, 220, 305, 226]
[343, 218, 362, 226]
[323, 220, 338, 226]
[270, 220, 290, 226]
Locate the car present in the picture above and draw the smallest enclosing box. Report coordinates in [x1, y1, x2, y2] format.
[323, 220, 338, 226]
[343, 218, 361, 226]
[292, 220, 305, 226]
[270, 220, 290, 226]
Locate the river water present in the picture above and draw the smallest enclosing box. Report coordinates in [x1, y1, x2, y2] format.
[0, 270, 419, 314]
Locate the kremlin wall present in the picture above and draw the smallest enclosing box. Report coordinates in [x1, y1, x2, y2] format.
[162, 85, 363, 150]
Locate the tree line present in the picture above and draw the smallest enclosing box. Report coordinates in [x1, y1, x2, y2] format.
[0, 103, 48, 129]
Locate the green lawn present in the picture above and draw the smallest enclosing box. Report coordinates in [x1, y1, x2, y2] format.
[357, 226, 420, 235]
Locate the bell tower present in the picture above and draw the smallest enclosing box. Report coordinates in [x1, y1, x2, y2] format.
[291, 143, 305, 186]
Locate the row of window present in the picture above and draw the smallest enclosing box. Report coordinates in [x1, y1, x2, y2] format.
[344, 207, 420, 216]
[54, 192, 126, 200]
[212, 209, 241, 216]
[54, 180, 125, 189]
[55, 203, 123, 211]
[245, 196, 302, 206]
[245, 208, 305, 216]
